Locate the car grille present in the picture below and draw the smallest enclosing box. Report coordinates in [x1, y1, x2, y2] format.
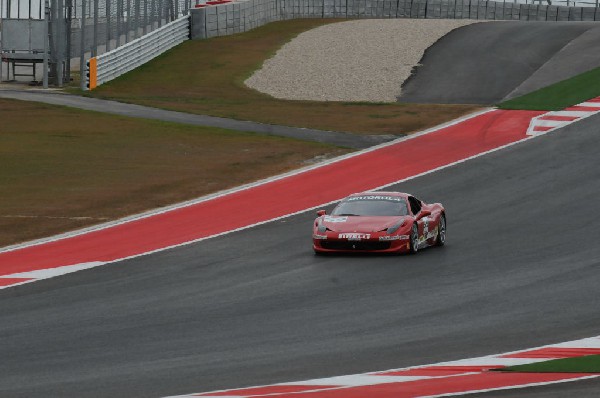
[320, 241, 391, 251]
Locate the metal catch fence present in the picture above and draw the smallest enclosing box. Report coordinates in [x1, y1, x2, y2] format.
[1, 0, 197, 87]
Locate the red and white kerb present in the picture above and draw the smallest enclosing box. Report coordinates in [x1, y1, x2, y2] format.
[165, 336, 600, 398]
[527, 97, 600, 135]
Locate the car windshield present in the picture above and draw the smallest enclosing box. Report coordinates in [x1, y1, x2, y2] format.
[331, 196, 409, 217]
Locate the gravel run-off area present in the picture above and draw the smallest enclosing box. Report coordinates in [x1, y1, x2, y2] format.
[245, 19, 482, 102]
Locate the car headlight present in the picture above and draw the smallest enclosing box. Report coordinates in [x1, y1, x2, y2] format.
[317, 223, 326, 233]
[386, 218, 406, 234]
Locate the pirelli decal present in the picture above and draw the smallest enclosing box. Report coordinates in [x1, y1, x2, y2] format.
[339, 233, 370, 240]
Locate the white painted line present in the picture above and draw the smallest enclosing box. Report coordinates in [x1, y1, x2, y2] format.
[433, 357, 555, 367]
[285, 374, 430, 386]
[553, 337, 600, 348]
[576, 102, 600, 108]
[0, 262, 105, 279]
[532, 119, 567, 128]
[546, 110, 591, 117]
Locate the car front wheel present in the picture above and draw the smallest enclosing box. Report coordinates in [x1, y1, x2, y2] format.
[436, 214, 446, 246]
[409, 224, 419, 254]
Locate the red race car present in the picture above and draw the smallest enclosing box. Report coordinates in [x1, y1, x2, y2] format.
[313, 191, 446, 254]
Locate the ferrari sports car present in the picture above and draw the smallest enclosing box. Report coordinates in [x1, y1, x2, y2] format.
[313, 191, 445, 254]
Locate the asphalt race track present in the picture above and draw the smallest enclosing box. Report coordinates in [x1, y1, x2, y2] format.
[1, 107, 600, 397]
[398, 21, 600, 105]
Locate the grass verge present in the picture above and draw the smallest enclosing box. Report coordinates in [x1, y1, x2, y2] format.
[499, 355, 600, 373]
[499, 66, 600, 111]
[0, 98, 349, 248]
[83, 19, 479, 135]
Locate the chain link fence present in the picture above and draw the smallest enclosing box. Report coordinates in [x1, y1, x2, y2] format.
[1, 0, 196, 86]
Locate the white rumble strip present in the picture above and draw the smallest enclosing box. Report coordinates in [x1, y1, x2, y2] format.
[0, 262, 107, 289]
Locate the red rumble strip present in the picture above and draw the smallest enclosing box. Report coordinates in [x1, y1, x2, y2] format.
[166, 336, 600, 398]
[1, 109, 541, 288]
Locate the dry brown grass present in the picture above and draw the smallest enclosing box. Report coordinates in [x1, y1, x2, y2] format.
[0, 99, 349, 247]
[89, 19, 479, 135]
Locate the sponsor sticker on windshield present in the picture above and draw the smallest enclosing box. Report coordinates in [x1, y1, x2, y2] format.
[324, 216, 348, 223]
[347, 195, 403, 202]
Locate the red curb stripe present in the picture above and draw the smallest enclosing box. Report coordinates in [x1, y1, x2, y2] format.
[586, 97, 600, 103]
[0, 278, 34, 287]
[379, 365, 505, 376]
[564, 106, 600, 112]
[194, 385, 338, 396]
[533, 125, 554, 132]
[538, 115, 579, 121]
[0, 110, 541, 278]
[501, 347, 600, 358]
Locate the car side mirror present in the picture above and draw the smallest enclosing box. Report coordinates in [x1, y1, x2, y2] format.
[316, 210, 326, 217]
[417, 210, 431, 220]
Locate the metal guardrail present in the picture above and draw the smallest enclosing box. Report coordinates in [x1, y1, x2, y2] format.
[86, 14, 188, 89]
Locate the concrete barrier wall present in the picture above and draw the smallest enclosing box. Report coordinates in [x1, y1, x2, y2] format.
[190, 0, 600, 39]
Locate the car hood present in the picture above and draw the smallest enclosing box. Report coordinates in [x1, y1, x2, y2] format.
[321, 216, 404, 232]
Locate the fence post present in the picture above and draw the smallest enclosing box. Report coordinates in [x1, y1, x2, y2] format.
[116, 0, 121, 47]
[143, 0, 148, 34]
[158, 0, 163, 27]
[134, 0, 140, 38]
[65, 0, 72, 81]
[93, 0, 98, 56]
[106, 0, 111, 51]
[126, 0, 131, 42]
[80, 0, 87, 89]
[55, 0, 65, 86]
[151, 0, 156, 28]
[43, 0, 50, 88]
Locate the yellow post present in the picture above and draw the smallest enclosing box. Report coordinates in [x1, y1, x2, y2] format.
[89, 57, 98, 90]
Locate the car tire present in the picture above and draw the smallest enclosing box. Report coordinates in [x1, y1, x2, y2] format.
[409, 224, 419, 254]
[436, 214, 446, 247]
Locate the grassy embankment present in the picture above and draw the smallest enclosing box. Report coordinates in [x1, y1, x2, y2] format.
[499, 355, 600, 373]
[0, 99, 348, 247]
[84, 19, 479, 136]
[499, 66, 600, 111]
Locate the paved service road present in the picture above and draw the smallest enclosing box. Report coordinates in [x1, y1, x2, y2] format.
[398, 21, 600, 105]
[1, 114, 600, 398]
[0, 90, 393, 149]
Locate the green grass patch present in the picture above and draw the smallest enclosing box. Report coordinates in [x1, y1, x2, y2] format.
[499, 355, 600, 373]
[0, 98, 348, 248]
[499, 66, 600, 111]
[83, 19, 479, 136]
